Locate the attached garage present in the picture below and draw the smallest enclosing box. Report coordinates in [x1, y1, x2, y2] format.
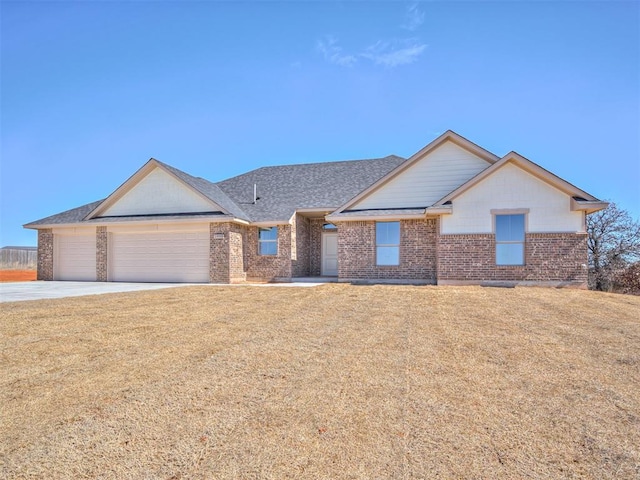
[109, 230, 210, 283]
[54, 234, 97, 281]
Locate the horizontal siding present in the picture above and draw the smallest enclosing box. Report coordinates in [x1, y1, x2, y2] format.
[110, 231, 209, 283]
[441, 163, 584, 234]
[103, 167, 217, 216]
[353, 142, 491, 209]
[55, 235, 96, 281]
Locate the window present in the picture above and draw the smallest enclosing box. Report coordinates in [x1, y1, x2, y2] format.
[322, 223, 337, 230]
[495, 214, 525, 265]
[376, 221, 400, 266]
[258, 227, 278, 255]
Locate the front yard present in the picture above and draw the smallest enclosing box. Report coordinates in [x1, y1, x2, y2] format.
[1, 284, 639, 479]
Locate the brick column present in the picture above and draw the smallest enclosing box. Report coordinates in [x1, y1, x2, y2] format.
[210, 223, 230, 283]
[37, 229, 54, 281]
[96, 226, 108, 281]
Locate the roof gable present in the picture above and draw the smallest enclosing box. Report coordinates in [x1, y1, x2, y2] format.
[86, 159, 227, 219]
[434, 151, 607, 212]
[336, 131, 499, 213]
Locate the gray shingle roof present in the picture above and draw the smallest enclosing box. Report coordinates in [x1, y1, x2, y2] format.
[216, 155, 405, 222]
[25, 155, 406, 227]
[24, 200, 105, 227]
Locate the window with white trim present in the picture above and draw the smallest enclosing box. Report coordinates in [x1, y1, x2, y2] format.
[258, 227, 278, 255]
[376, 221, 400, 266]
[495, 214, 525, 265]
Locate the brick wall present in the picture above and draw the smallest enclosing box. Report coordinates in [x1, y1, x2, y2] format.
[337, 219, 437, 281]
[210, 223, 230, 283]
[229, 224, 248, 283]
[309, 219, 324, 276]
[37, 229, 54, 281]
[437, 232, 588, 285]
[96, 227, 108, 281]
[244, 225, 292, 281]
[292, 214, 311, 277]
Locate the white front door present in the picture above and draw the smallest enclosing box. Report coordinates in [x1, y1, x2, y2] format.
[321, 233, 338, 276]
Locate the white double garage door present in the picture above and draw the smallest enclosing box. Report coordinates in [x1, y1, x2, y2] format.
[55, 229, 210, 283]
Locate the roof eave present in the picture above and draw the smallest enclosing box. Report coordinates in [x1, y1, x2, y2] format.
[571, 199, 609, 214]
[326, 212, 426, 222]
[24, 215, 248, 230]
[425, 205, 453, 215]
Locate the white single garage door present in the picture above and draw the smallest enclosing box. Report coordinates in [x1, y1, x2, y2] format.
[110, 231, 210, 283]
[55, 235, 97, 281]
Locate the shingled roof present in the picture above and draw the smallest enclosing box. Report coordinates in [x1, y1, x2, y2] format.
[216, 155, 405, 222]
[24, 155, 406, 227]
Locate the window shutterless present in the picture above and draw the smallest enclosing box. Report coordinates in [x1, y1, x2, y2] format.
[495, 214, 525, 265]
[258, 227, 278, 255]
[376, 221, 400, 266]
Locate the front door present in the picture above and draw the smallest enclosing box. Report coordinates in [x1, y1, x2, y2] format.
[321, 233, 338, 276]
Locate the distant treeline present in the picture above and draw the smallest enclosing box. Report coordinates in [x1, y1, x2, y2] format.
[0, 247, 37, 270]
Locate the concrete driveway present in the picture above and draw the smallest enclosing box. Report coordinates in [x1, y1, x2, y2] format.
[0, 281, 196, 303]
[0, 280, 327, 302]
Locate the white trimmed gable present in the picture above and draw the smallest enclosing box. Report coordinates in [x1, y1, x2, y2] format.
[351, 141, 492, 210]
[440, 162, 584, 234]
[100, 167, 220, 217]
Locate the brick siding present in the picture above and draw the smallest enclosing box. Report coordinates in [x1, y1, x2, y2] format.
[209, 223, 230, 283]
[228, 224, 248, 283]
[209, 222, 298, 283]
[244, 225, 292, 281]
[96, 226, 108, 281]
[292, 214, 311, 277]
[37, 229, 54, 281]
[437, 232, 588, 284]
[309, 219, 324, 276]
[337, 219, 437, 281]
[36, 219, 589, 287]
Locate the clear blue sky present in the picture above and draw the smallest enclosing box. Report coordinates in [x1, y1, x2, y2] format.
[1, 1, 638, 247]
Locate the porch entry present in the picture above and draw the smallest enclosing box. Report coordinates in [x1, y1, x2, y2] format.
[321, 232, 338, 276]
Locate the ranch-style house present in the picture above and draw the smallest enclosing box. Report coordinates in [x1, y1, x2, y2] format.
[25, 130, 607, 287]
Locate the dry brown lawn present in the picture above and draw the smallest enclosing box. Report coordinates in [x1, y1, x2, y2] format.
[1, 284, 639, 479]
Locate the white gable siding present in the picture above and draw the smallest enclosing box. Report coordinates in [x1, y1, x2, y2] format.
[440, 163, 584, 234]
[102, 167, 218, 216]
[351, 142, 491, 210]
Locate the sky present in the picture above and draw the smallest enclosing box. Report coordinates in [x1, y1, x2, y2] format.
[1, 0, 638, 247]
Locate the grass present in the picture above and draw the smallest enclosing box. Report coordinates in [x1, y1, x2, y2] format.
[1, 284, 639, 479]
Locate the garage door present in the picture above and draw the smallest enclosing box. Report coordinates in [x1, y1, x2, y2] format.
[55, 235, 97, 281]
[109, 231, 210, 283]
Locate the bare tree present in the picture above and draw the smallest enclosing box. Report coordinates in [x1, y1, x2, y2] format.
[586, 202, 640, 291]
